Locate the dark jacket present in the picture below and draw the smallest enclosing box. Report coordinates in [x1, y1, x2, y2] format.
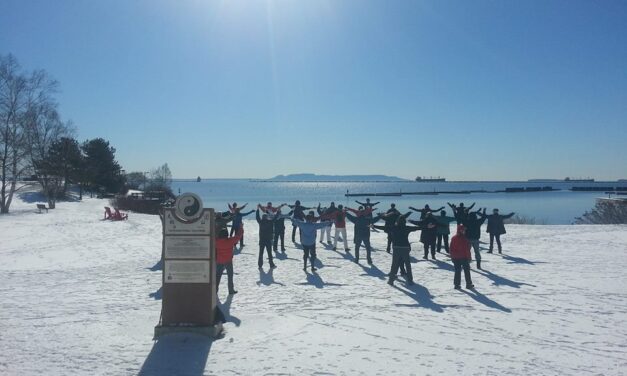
[482, 213, 515, 235]
[232, 210, 254, 229]
[435, 215, 456, 235]
[462, 213, 486, 240]
[272, 211, 293, 231]
[373, 223, 423, 248]
[256, 209, 274, 244]
[410, 216, 438, 244]
[345, 213, 380, 242]
[383, 209, 400, 231]
[289, 204, 310, 220]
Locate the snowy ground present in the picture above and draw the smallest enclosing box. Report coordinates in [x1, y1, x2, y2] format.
[1, 193, 627, 375]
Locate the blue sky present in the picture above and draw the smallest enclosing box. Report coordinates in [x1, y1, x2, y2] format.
[2, 0, 626, 180]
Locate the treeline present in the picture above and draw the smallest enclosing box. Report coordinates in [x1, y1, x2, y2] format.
[1, 54, 170, 214]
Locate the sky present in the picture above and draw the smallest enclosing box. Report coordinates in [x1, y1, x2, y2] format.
[1, 0, 626, 180]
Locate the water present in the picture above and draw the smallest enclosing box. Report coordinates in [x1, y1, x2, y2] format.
[171, 180, 627, 224]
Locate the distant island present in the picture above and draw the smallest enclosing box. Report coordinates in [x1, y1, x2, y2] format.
[262, 173, 409, 182]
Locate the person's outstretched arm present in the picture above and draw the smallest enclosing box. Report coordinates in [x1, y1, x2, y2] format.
[503, 212, 515, 219]
[345, 212, 357, 223]
[432, 206, 445, 212]
[408, 206, 421, 212]
[355, 200, 366, 206]
[466, 203, 476, 211]
[242, 210, 255, 217]
[408, 219, 423, 227]
[256, 208, 261, 223]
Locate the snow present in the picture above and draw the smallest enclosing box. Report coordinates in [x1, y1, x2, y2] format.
[1, 192, 627, 375]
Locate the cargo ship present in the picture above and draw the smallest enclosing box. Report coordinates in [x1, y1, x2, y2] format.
[564, 177, 594, 182]
[415, 176, 446, 182]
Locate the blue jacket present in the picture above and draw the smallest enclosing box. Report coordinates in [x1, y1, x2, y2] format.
[291, 219, 331, 246]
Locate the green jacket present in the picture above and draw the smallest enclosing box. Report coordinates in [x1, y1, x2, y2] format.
[435, 215, 456, 235]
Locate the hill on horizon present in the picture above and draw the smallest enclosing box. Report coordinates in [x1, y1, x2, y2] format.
[267, 173, 409, 182]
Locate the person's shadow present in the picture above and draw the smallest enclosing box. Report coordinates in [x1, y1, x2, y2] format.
[430, 259, 455, 272]
[149, 287, 162, 300]
[256, 268, 285, 287]
[148, 259, 163, 271]
[393, 283, 450, 313]
[138, 333, 213, 376]
[218, 294, 241, 327]
[501, 254, 548, 265]
[473, 269, 536, 289]
[461, 289, 512, 313]
[296, 271, 347, 289]
[359, 263, 387, 280]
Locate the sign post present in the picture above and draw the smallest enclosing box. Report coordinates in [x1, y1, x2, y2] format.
[154, 193, 222, 337]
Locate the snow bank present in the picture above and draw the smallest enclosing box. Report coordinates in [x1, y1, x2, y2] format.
[1, 196, 626, 375]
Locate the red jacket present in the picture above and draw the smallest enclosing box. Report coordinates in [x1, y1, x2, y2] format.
[216, 228, 243, 264]
[450, 225, 471, 260]
[334, 211, 346, 228]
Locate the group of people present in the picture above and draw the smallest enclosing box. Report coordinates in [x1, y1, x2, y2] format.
[214, 199, 515, 294]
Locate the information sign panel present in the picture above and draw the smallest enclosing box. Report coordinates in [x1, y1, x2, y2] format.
[164, 260, 211, 283]
[165, 236, 211, 259]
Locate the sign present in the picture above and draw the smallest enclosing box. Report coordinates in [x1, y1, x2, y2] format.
[164, 210, 212, 235]
[165, 260, 211, 283]
[165, 236, 211, 259]
[158, 192, 217, 328]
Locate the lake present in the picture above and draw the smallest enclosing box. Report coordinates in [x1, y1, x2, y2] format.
[171, 180, 627, 224]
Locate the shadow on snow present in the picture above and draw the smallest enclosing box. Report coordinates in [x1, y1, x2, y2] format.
[256, 268, 285, 287]
[393, 283, 450, 313]
[474, 269, 536, 288]
[500, 254, 548, 265]
[218, 294, 241, 327]
[461, 289, 512, 313]
[295, 271, 347, 289]
[138, 333, 214, 376]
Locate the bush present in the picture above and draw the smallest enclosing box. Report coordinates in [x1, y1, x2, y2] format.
[575, 200, 627, 224]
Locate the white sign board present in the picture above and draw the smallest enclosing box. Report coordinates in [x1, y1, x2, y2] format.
[164, 260, 211, 284]
[164, 210, 212, 235]
[165, 236, 211, 259]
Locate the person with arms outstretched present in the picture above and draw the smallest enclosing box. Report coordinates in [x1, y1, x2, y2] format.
[480, 208, 515, 254]
[317, 202, 337, 244]
[448, 202, 476, 223]
[256, 205, 277, 269]
[332, 205, 350, 252]
[462, 209, 487, 270]
[355, 198, 379, 218]
[229, 204, 254, 247]
[289, 200, 313, 243]
[272, 207, 293, 253]
[291, 212, 333, 272]
[345, 208, 381, 264]
[374, 214, 423, 286]
[435, 210, 456, 253]
[409, 211, 439, 260]
[409, 204, 445, 220]
[450, 224, 474, 290]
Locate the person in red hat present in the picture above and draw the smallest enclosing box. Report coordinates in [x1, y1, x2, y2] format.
[449, 224, 474, 289]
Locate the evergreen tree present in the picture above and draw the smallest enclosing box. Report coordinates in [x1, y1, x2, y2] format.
[82, 138, 124, 194]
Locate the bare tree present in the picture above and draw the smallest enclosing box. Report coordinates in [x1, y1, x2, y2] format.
[148, 163, 173, 192]
[0, 54, 71, 213]
[0, 54, 32, 213]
